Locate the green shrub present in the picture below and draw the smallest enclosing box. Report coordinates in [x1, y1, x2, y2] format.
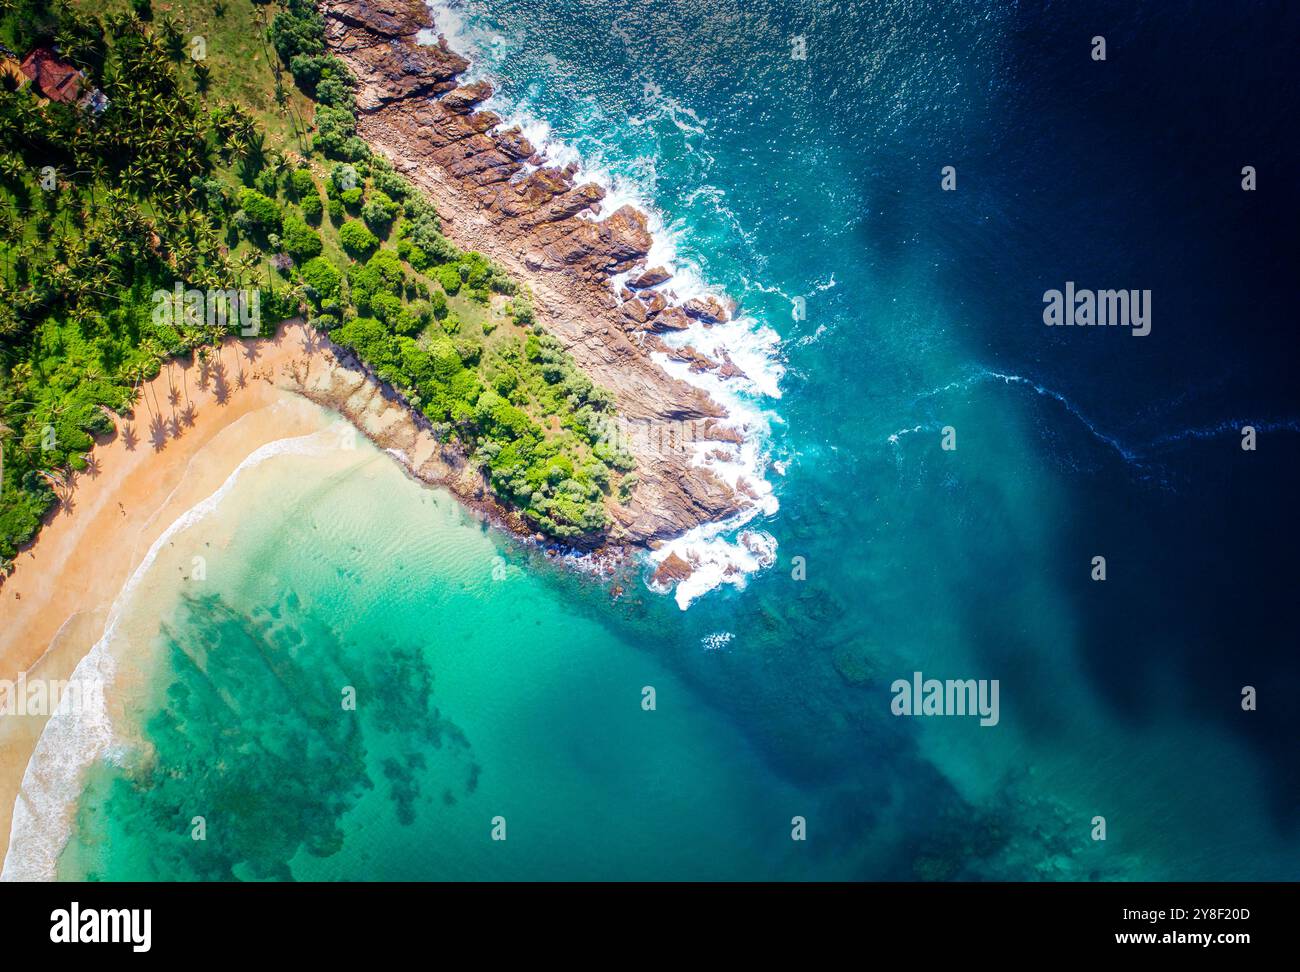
[374, 169, 411, 199]
[508, 296, 535, 326]
[333, 316, 392, 365]
[236, 188, 282, 235]
[434, 263, 461, 295]
[316, 74, 353, 110]
[339, 220, 378, 258]
[348, 249, 404, 304]
[288, 53, 327, 90]
[290, 168, 316, 199]
[396, 236, 431, 271]
[271, 0, 326, 64]
[392, 307, 423, 336]
[368, 291, 402, 324]
[313, 104, 358, 158]
[254, 169, 279, 198]
[300, 257, 341, 301]
[300, 192, 323, 223]
[361, 190, 399, 235]
[281, 214, 322, 261]
[329, 162, 359, 192]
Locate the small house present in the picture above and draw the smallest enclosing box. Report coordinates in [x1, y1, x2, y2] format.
[19, 47, 84, 104]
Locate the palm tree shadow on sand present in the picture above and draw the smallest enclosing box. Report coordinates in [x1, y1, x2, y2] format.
[149, 414, 168, 452]
[298, 329, 322, 356]
[212, 356, 231, 405]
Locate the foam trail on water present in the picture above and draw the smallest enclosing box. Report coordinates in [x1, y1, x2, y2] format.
[1, 431, 337, 882]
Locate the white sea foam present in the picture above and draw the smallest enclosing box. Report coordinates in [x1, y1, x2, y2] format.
[1, 431, 336, 882]
[701, 631, 735, 651]
[421, 0, 785, 608]
[888, 424, 927, 445]
[651, 522, 778, 610]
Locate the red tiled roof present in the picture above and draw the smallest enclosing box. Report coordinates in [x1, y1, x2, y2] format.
[20, 48, 83, 104]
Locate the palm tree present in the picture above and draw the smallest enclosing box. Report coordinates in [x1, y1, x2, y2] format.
[236, 130, 268, 182]
[268, 150, 291, 182]
[37, 469, 72, 507]
[0, 153, 24, 182]
[236, 251, 259, 287]
[159, 15, 185, 60]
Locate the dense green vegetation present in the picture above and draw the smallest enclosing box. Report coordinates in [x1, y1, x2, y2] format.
[0, 3, 294, 562]
[0, 0, 632, 569]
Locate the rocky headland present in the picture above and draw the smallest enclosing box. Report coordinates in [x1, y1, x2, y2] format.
[320, 0, 768, 554]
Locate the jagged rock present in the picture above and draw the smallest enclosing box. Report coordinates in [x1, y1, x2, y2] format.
[700, 420, 744, 445]
[324, 1, 468, 111]
[629, 266, 671, 288]
[652, 552, 694, 585]
[441, 80, 494, 113]
[683, 296, 730, 324]
[669, 344, 719, 372]
[621, 298, 649, 324]
[325, 0, 430, 39]
[717, 353, 747, 380]
[648, 306, 691, 332]
[493, 126, 535, 160]
[642, 290, 667, 315]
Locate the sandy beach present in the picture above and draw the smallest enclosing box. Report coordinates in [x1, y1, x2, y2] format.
[0, 322, 339, 867]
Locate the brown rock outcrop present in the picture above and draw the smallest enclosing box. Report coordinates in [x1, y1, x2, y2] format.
[717, 352, 748, 380]
[629, 266, 671, 288]
[651, 552, 694, 586]
[323, 2, 469, 110]
[647, 306, 691, 332]
[322, 0, 755, 545]
[683, 296, 730, 324]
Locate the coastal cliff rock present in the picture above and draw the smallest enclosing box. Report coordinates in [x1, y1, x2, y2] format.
[322, 1, 468, 109]
[322, 0, 756, 545]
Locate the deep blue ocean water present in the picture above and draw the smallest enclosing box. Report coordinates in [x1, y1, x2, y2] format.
[46, 0, 1299, 880]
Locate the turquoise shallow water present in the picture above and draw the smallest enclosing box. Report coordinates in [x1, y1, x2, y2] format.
[39, 0, 1300, 880]
[56, 440, 844, 880]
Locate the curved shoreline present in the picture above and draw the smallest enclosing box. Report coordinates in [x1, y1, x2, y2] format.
[0, 324, 341, 868]
[0, 314, 638, 874]
[1, 429, 351, 881]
